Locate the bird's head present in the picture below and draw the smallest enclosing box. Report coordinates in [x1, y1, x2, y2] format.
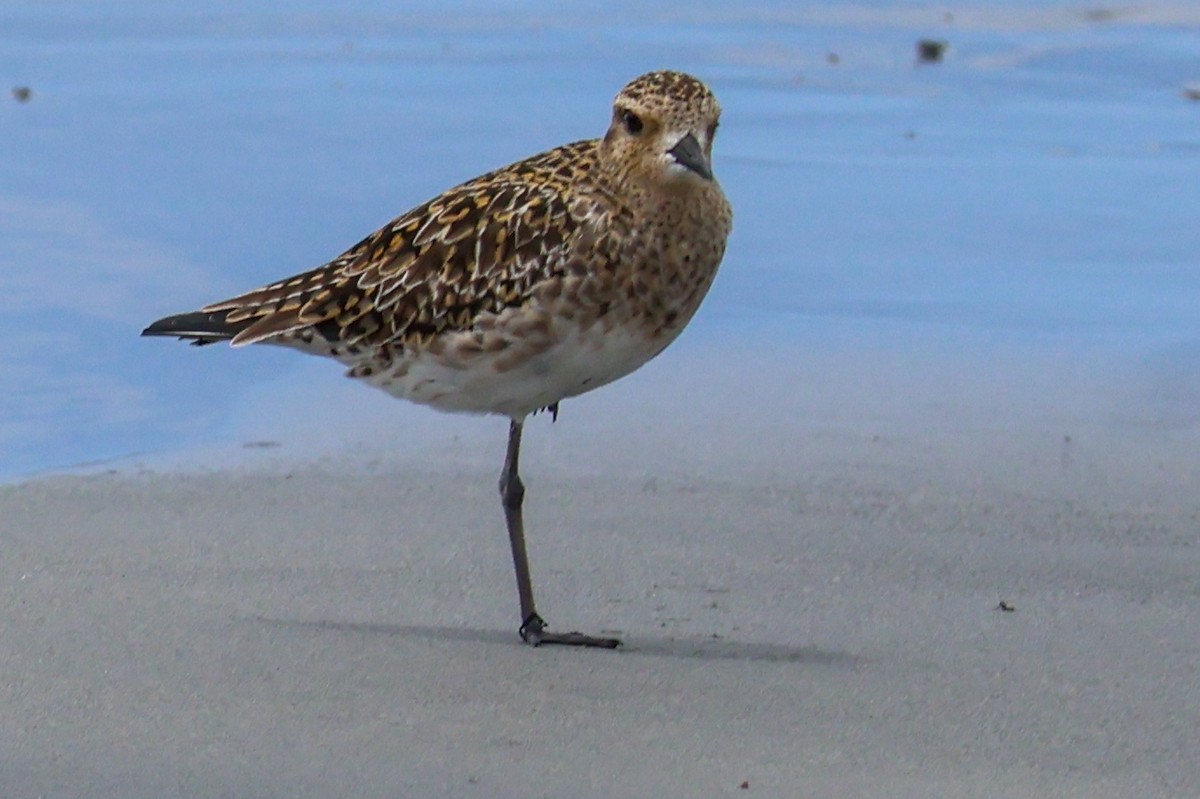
[601, 71, 723, 191]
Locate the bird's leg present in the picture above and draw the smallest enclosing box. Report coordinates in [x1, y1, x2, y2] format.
[500, 419, 537, 625]
[500, 418, 621, 649]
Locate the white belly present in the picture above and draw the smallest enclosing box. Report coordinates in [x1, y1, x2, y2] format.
[350, 314, 673, 419]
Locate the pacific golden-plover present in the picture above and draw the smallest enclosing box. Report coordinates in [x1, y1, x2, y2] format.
[143, 70, 733, 648]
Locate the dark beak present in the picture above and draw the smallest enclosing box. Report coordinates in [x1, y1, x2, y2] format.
[668, 133, 713, 180]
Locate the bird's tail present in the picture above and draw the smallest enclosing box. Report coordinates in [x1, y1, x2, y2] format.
[140, 309, 249, 346]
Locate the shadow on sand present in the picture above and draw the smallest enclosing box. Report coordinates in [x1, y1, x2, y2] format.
[247, 616, 859, 666]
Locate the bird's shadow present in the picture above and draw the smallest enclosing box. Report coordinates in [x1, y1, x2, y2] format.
[245, 616, 859, 667]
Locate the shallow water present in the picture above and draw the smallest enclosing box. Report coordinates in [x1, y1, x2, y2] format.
[2, 1, 1198, 480]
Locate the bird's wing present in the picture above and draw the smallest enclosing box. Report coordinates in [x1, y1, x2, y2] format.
[144, 142, 596, 349]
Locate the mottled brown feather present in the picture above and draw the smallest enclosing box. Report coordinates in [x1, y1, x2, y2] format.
[202, 141, 598, 351]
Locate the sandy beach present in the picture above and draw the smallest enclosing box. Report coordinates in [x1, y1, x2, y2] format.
[3, 343, 1199, 797]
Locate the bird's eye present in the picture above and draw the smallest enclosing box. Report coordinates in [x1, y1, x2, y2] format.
[620, 109, 644, 135]
[707, 121, 719, 141]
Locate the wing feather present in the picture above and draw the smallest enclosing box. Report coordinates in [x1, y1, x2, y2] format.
[171, 141, 599, 350]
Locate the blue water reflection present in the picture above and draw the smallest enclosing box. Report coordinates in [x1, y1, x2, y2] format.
[2, 2, 1197, 479]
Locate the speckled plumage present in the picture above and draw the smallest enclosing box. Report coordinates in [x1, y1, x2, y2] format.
[145, 70, 732, 419]
[143, 71, 732, 648]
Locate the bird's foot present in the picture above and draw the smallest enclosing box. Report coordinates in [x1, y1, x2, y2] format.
[519, 613, 621, 649]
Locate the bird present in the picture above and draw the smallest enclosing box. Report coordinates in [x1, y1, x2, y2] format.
[142, 70, 732, 649]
